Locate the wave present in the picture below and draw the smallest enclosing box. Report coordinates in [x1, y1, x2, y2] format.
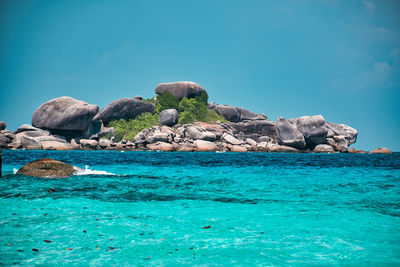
[73, 165, 115, 176]
[13, 168, 18, 174]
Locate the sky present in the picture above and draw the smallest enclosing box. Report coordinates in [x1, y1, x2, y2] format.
[0, 0, 399, 151]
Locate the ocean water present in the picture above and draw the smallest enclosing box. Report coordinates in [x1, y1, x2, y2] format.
[0, 150, 399, 266]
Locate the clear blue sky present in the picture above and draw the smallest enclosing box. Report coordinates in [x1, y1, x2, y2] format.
[1, 0, 399, 150]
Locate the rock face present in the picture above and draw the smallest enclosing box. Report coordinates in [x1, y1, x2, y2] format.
[276, 117, 306, 149]
[32, 97, 99, 136]
[326, 122, 357, 146]
[158, 109, 179, 126]
[155, 81, 207, 100]
[313, 144, 335, 153]
[0, 130, 15, 148]
[0, 121, 6, 131]
[17, 158, 77, 178]
[230, 120, 278, 142]
[93, 98, 155, 125]
[289, 115, 328, 148]
[193, 140, 216, 151]
[370, 147, 392, 154]
[208, 103, 266, 122]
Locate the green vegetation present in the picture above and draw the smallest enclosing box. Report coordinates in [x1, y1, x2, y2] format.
[155, 91, 180, 113]
[142, 97, 155, 104]
[107, 112, 159, 142]
[106, 91, 225, 141]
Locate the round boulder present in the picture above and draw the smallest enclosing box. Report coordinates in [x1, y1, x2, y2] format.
[155, 81, 207, 100]
[158, 109, 179, 126]
[276, 117, 306, 149]
[289, 115, 328, 148]
[93, 98, 155, 125]
[313, 144, 335, 153]
[32, 97, 99, 132]
[17, 158, 77, 178]
[370, 147, 392, 154]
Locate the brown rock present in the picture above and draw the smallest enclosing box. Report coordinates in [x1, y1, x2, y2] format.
[41, 141, 74, 150]
[193, 140, 216, 151]
[230, 145, 247, 152]
[370, 147, 392, 154]
[269, 144, 299, 153]
[17, 158, 77, 178]
[147, 142, 175, 151]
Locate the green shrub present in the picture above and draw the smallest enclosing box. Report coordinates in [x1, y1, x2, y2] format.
[155, 91, 180, 113]
[108, 112, 159, 142]
[177, 97, 227, 124]
[142, 97, 155, 104]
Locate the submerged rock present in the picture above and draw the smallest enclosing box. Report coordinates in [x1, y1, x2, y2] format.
[369, 147, 392, 154]
[17, 158, 78, 178]
[155, 81, 207, 99]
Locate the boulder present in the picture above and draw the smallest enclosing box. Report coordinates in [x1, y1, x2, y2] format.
[176, 143, 194, 152]
[41, 141, 74, 150]
[134, 126, 175, 146]
[245, 138, 257, 147]
[369, 147, 392, 154]
[80, 139, 98, 148]
[155, 81, 207, 99]
[0, 121, 6, 130]
[193, 122, 234, 138]
[268, 144, 299, 153]
[18, 135, 42, 150]
[147, 141, 175, 151]
[134, 96, 143, 100]
[276, 117, 306, 149]
[208, 103, 266, 122]
[229, 145, 247, 152]
[14, 124, 49, 135]
[348, 147, 367, 154]
[186, 125, 216, 141]
[17, 158, 77, 178]
[0, 130, 15, 148]
[99, 139, 112, 148]
[230, 120, 278, 141]
[32, 97, 99, 136]
[158, 109, 179, 126]
[326, 135, 348, 152]
[259, 136, 273, 143]
[193, 140, 216, 151]
[289, 115, 328, 147]
[221, 133, 241, 145]
[325, 122, 357, 146]
[313, 144, 335, 153]
[93, 98, 155, 125]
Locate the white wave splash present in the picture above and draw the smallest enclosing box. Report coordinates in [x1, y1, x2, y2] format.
[13, 168, 18, 174]
[73, 165, 115, 176]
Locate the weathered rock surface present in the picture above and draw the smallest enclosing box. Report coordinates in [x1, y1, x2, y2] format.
[326, 136, 348, 152]
[80, 139, 98, 148]
[158, 109, 179, 126]
[193, 140, 216, 151]
[147, 141, 175, 151]
[229, 145, 247, 152]
[41, 141, 74, 150]
[348, 147, 366, 154]
[0, 130, 15, 148]
[268, 144, 299, 153]
[155, 81, 207, 99]
[32, 97, 99, 135]
[369, 147, 392, 154]
[93, 98, 155, 125]
[134, 126, 175, 147]
[17, 158, 77, 178]
[208, 102, 266, 122]
[313, 144, 335, 153]
[186, 125, 217, 141]
[0, 121, 6, 130]
[98, 139, 112, 148]
[276, 117, 306, 149]
[289, 115, 328, 147]
[221, 133, 241, 145]
[326, 122, 357, 146]
[230, 120, 278, 142]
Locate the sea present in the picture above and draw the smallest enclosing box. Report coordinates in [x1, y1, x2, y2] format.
[0, 150, 399, 266]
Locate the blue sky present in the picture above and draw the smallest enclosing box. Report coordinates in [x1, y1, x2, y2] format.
[0, 0, 399, 150]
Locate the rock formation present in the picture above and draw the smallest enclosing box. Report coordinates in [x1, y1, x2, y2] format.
[208, 102, 266, 122]
[155, 81, 207, 99]
[276, 117, 306, 149]
[158, 109, 179, 126]
[17, 158, 78, 178]
[369, 147, 392, 154]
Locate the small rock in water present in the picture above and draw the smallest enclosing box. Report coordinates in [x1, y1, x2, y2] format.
[202, 226, 211, 229]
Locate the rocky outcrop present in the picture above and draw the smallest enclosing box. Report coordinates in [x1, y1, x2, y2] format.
[155, 81, 207, 99]
[193, 140, 216, 151]
[369, 147, 392, 154]
[158, 109, 179, 126]
[17, 158, 78, 178]
[134, 126, 175, 147]
[326, 122, 357, 146]
[0, 130, 15, 149]
[326, 136, 348, 152]
[93, 98, 155, 125]
[208, 102, 266, 122]
[230, 120, 278, 142]
[313, 144, 335, 153]
[32, 97, 99, 137]
[0, 121, 6, 131]
[147, 141, 175, 151]
[276, 117, 306, 149]
[289, 115, 328, 148]
[348, 147, 366, 154]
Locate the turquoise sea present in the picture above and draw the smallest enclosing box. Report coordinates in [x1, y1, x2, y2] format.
[0, 150, 399, 266]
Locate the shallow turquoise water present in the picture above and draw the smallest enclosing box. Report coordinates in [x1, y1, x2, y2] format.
[0, 150, 399, 266]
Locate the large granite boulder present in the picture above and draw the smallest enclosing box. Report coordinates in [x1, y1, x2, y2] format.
[185, 125, 217, 141]
[325, 122, 357, 146]
[147, 141, 175, 151]
[326, 136, 348, 152]
[208, 102, 266, 122]
[230, 120, 278, 142]
[193, 140, 216, 151]
[276, 117, 306, 149]
[0, 121, 5, 131]
[93, 98, 155, 125]
[32, 97, 99, 136]
[17, 158, 78, 178]
[313, 144, 335, 153]
[289, 115, 328, 148]
[14, 124, 50, 136]
[158, 109, 179, 126]
[155, 81, 207, 100]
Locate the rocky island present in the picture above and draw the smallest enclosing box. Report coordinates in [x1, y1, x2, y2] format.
[0, 81, 392, 153]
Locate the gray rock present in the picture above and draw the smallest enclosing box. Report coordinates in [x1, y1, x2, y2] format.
[19, 135, 42, 150]
[80, 139, 98, 148]
[258, 136, 273, 143]
[276, 117, 306, 149]
[327, 136, 348, 152]
[186, 126, 217, 141]
[221, 133, 242, 145]
[313, 144, 335, 153]
[209, 103, 266, 122]
[134, 126, 175, 146]
[289, 115, 328, 147]
[155, 81, 207, 99]
[245, 138, 257, 147]
[90, 126, 114, 140]
[32, 97, 99, 133]
[93, 98, 155, 125]
[325, 122, 357, 146]
[0, 121, 5, 130]
[134, 96, 143, 100]
[230, 120, 278, 142]
[99, 139, 112, 148]
[158, 109, 179, 126]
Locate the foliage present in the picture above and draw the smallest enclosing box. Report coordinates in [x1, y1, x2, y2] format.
[108, 113, 159, 142]
[142, 97, 155, 104]
[155, 91, 180, 113]
[195, 91, 209, 105]
[177, 97, 227, 124]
